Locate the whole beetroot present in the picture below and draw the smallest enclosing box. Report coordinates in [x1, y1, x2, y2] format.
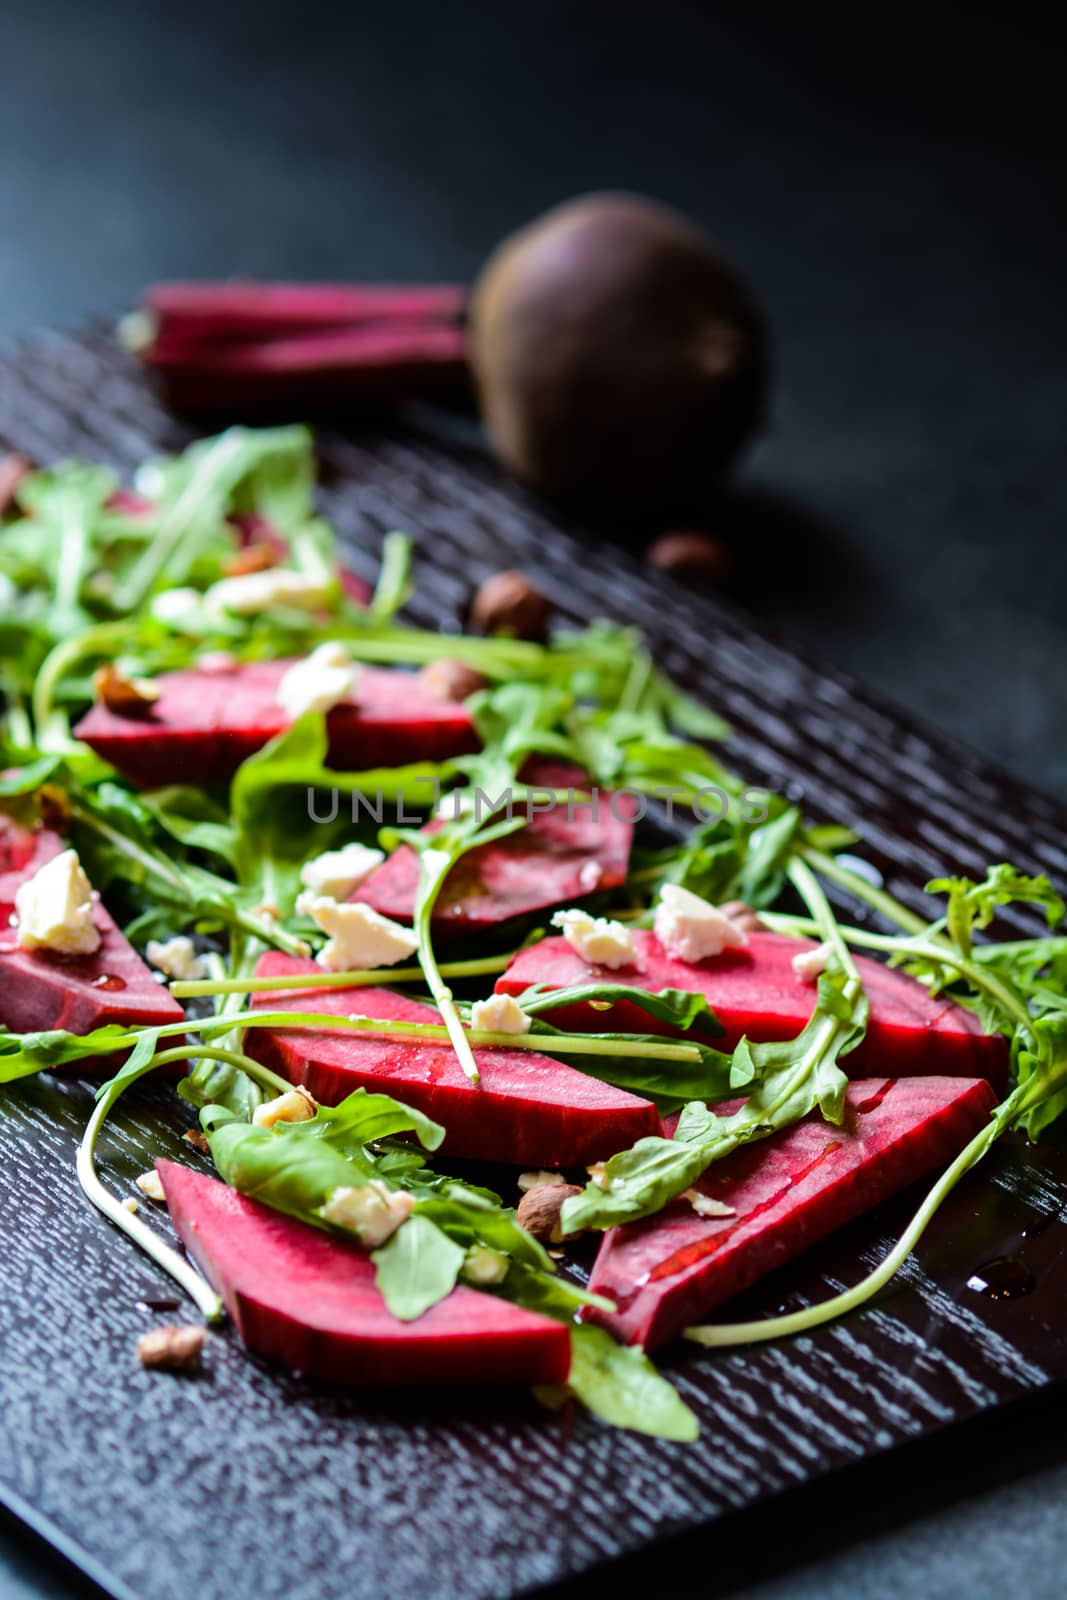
[469, 193, 769, 522]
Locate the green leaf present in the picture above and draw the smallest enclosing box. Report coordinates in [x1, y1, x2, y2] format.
[372, 1214, 465, 1321]
[740, 805, 802, 905]
[927, 864, 1065, 959]
[518, 981, 723, 1036]
[555, 1324, 698, 1441]
[0, 1022, 136, 1084]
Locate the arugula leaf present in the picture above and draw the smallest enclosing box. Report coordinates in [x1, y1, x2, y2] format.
[0, 1023, 136, 1083]
[517, 981, 723, 1036]
[548, 1324, 698, 1442]
[926, 864, 1065, 959]
[562, 962, 867, 1231]
[372, 1214, 465, 1321]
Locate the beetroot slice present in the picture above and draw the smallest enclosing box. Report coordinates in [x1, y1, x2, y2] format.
[0, 818, 185, 1041]
[588, 1074, 997, 1350]
[246, 953, 661, 1167]
[496, 930, 1008, 1084]
[74, 660, 479, 786]
[157, 1161, 569, 1387]
[355, 762, 636, 933]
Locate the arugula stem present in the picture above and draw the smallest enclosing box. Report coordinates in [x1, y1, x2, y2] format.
[800, 845, 930, 937]
[31, 620, 133, 744]
[413, 847, 480, 1085]
[170, 951, 514, 999]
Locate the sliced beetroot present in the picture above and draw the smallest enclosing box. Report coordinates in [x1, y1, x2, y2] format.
[355, 762, 636, 933]
[0, 818, 185, 1040]
[158, 1161, 569, 1387]
[143, 281, 467, 343]
[497, 930, 1008, 1084]
[246, 952, 661, 1167]
[588, 1074, 997, 1350]
[74, 660, 479, 786]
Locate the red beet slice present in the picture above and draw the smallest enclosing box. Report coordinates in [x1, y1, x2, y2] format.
[355, 762, 636, 933]
[158, 1161, 569, 1387]
[497, 930, 1008, 1083]
[143, 281, 467, 343]
[0, 818, 185, 1040]
[74, 660, 479, 786]
[246, 953, 661, 1167]
[588, 1074, 997, 1350]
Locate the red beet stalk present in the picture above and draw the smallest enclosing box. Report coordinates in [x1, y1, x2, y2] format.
[142, 280, 467, 344]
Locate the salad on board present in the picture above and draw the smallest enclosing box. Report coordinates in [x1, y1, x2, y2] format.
[2, 424, 1067, 1442]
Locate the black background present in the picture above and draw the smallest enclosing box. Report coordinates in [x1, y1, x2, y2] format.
[0, 2, 1065, 1597]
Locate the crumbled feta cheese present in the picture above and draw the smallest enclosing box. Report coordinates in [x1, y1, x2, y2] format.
[792, 940, 834, 983]
[135, 1170, 166, 1202]
[551, 908, 635, 970]
[296, 893, 418, 971]
[196, 650, 238, 675]
[14, 848, 101, 956]
[517, 1169, 568, 1193]
[685, 1188, 736, 1219]
[653, 883, 749, 964]
[205, 568, 333, 617]
[577, 860, 603, 892]
[145, 935, 206, 981]
[469, 993, 531, 1035]
[435, 789, 477, 821]
[276, 641, 361, 721]
[321, 1181, 415, 1248]
[150, 586, 201, 624]
[299, 841, 384, 899]
[252, 1088, 317, 1129]
[462, 1245, 509, 1285]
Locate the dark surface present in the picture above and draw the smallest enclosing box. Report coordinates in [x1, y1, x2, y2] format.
[2, 331, 1067, 1600]
[0, 5, 1065, 1597]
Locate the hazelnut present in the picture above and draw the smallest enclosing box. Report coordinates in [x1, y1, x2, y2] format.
[0, 452, 33, 517]
[645, 531, 733, 587]
[136, 1324, 205, 1373]
[222, 542, 278, 578]
[182, 1128, 210, 1154]
[469, 570, 549, 640]
[516, 1182, 583, 1243]
[93, 663, 161, 719]
[718, 899, 767, 933]
[418, 657, 488, 702]
[37, 783, 72, 833]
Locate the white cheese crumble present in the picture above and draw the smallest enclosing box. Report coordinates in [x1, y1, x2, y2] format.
[135, 1170, 166, 1202]
[252, 1088, 317, 1129]
[299, 841, 384, 899]
[685, 1188, 736, 1219]
[276, 641, 361, 721]
[14, 848, 101, 956]
[551, 908, 635, 970]
[654, 883, 749, 964]
[145, 935, 206, 982]
[205, 568, 333, 617]
[296, 893, 418, 971]
[149, 586, 201, 624]
[469, 992, 532, 1035]
[518, 1170, 568, 1192]
[321, 1181, 415, 1248]
[792, 940, 834, 983]
[462, 1245, 509, 1285]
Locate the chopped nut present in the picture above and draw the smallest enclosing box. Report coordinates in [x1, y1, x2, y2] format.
[222, 542, 278, 577]
[0, 452, 33, 516]
[469, 570, 549, 640]
[418, 657, 488, 702]
[718, 900, 768, 934]
[517, 1169, 568, 1193]
[93, 663, 161, 718]
[462, 1245, 510, 1285]
[588, 1162, 611, 1191]
[182, 1128, 210, 1154]
[136, 1323, 205, 1373]
[685, 1188, 736, 1219]
[252, 1087, 317, 1130]
[135, 1170, 166, 1202]
[122, 1196, 139, 1214]
[322, 1181, 415, 1247]
[516, 1182, 583, 1243]
[645, 531, 734, 587]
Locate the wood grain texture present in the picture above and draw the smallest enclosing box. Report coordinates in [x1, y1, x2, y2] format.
[1, 329, 1066, 1600]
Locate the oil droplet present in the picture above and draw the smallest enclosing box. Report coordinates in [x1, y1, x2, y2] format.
[966, 1254, 1035, 1301]
[91, 972, 127, 991]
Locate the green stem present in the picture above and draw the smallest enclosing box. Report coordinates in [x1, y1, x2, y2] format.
[31, 620, 133, 743]
[77, 1041, 293, 1321]
[800, 845, 930, 937]
[171, 951, 513, 999]
[685, 1115, 1001, 1349]
[413, 846, 480, 1085]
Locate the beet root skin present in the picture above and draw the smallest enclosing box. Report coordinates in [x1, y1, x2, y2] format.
[469, 192, 769, 522]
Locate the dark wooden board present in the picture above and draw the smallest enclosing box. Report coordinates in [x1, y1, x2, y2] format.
[1, 328, 1066, 1600]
